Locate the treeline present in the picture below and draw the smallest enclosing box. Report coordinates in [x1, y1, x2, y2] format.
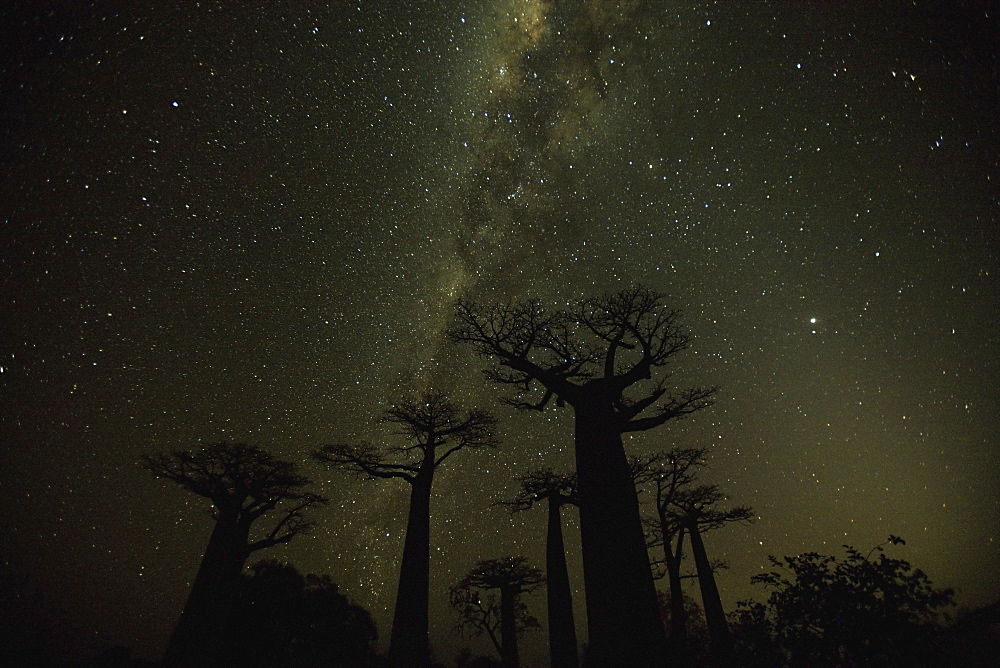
[140, 287, 988, 667]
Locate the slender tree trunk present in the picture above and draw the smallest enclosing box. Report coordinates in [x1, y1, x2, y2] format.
[388, 474, 433, 666]
[687, 520, 733, 667]
[574, 397, 666, 667]
[500, 588, 520, 668]
[665, 530, 690, 666]
[546, 498, 579, 668]
[164, 517, 249, 667]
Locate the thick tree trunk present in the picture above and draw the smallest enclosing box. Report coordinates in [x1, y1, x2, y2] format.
[164, 517, 249, 667]
[500, 588, 520, 668]
[687, 521, 733, 667]
[388, 474, 433, 666]
[546, 498, 579, 668]
[665, 535, 690, 666]
[574, 399, 666, 667]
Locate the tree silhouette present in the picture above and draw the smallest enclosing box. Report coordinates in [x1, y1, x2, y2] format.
[451, 557, 545, 668]
[499, 468, 579, 668]
[450, 585, 540, 663]
[639, 448, 752, 665]
[450, 286, 716, 665]
[732, 536, 955, 666]
[314, 391, 499, 667]
[229, 560, 377, 667]
[142, 442, 325, 667]
[682, 500, 745, 667]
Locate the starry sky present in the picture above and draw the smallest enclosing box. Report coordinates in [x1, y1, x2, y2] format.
[2, 1, 997, 664]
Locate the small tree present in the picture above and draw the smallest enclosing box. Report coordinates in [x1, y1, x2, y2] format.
[499, 469, 579, 668]
[451, 286, 715, 665]
[314, 391, 498, 667]
[734, 536, 955, 666]
[452, 557, 545, 668]
[142, 442, 325, 667]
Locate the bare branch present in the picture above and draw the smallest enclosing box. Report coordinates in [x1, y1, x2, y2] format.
[448, 299, 582, 406]
[621, 386, 718, 433]
[635, 448, 755, 546]
[313, 442, 418, 483]
[455, 556, 546, 597]
[247, 492, 328, 553]
[143, 441, 323, 555]
[143, 442, 315, 508]
[450, 586, 504, 655]
[315, 392, 498, 484]
[497, 468, 578, 513]
[451, 287, 714, 436]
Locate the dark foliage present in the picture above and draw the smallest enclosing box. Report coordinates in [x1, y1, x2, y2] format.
[454, 648, 503, 668]
[657, 590, 711, 666]
[228, 560, 377, 668]
[731, 537, 955, 667]
[934, 600, 1000, 666]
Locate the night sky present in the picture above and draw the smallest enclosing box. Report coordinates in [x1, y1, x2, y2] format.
[2, 1, 997, 664]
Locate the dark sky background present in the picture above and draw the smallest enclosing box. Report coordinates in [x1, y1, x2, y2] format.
[2, 1, 997, 664]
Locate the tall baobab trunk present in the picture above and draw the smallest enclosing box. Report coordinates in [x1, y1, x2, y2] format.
[546, 497, 578, 668]
[164, 515, 250, 667]
[500, 587, 521, 668]
[388, 473, 433, 666]
[575, 401, 666, 666]
[686, 519, 733, 667]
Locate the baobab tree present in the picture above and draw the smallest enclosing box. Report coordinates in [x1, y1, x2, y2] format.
[640, 448, 708, 660]
[142, 442, 325, 667]
[682, 491, 749, 667]
[450, 286, 716, 665]
[499, 468, 579, 668]
[449, 581, 541, 665]
[640, 448, 752, 666]
[452, 556, 545, 668]
[314, 391, 498, 667]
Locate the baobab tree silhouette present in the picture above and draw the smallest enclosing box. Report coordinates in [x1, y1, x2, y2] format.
[143, 442, 325, 667]
[638, 448, 752, 666]
[452, 556, 545, 668]
[314, 391, 498, 666]
[451, 286, 715, 665]
[499, 468, 579, 668]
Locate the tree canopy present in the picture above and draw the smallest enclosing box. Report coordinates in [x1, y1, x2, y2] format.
[229, 560, 378, 668]
[449, 286, 716, 422]
[143, 441, 325, 550]
[732, 537, 955, 666]
[452, 557, 545, 668]
[314, 391, 499, 482]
